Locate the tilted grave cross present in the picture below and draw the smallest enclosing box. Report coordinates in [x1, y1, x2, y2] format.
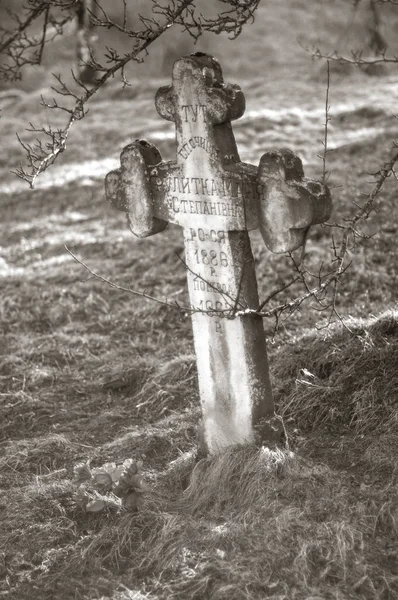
[105, 53, 332, 455]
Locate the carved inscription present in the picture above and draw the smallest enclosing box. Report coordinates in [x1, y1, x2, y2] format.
[187, 228, 226, 244]
[166, 197, 243, 219]
[181, 104, 206, 122]
[193, 279, 230, 294]
[151, 174, 262, 200]
[150, 173, 262, 226]
[178, 136, 219, 161]
[184, 227, 237, 320]
[177, 103, 219, 159]
[193, 248, 229, 267]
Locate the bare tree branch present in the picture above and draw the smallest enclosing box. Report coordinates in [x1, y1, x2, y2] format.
[256, 149, 398, 322]
[318, 60, 331, 186]
[65, 246, 191, 311]
[66, 247, 239, 318]
[0, 4, 46, 55]
[2, 0, 262, 187]
[12, 0, 197, 187]
[4, 0, 397, 332]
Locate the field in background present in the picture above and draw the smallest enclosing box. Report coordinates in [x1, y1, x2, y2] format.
[2, 0, 398, 86]
[1, 1, 398, 599]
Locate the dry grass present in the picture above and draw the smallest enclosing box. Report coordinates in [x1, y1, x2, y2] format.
[274, 310, 398, 435]
[1, 189, 397, 598]
[5, 445, 395, 599]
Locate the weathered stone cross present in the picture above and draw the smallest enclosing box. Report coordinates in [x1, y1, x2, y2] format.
[105, 53, 332, 455]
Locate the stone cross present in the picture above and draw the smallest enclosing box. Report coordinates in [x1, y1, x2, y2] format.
[105, 53, 332, 455]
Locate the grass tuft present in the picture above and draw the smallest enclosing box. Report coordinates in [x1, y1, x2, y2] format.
[66, 444, 396, 599]
[274, 310, 398, 435]
[181, 445, 296, 516]
[0, 434, 76, 472]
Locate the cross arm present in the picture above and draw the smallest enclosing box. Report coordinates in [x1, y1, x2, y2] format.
[256, 148, 332, 253]
[105, 143, 331, 244]
[104, 140, 168, 238]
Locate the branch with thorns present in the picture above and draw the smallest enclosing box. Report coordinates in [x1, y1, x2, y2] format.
[307, 46, 398, 66]
[66, 51, 397, 332]
[4, 0, 397, 333]
[318, 60, 331, 186]
[302, 0, 393, 66]
[66, 246, 255, 319]
[1, 0, 262, 187]
[255, 148, 398, 329]
[67, 148, 398, 329]
[0, 0, 76, 82]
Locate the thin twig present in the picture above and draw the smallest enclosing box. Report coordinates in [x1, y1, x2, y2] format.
[65, 246, 190, 311]
[321, 60, 331, 185]
[0, 5, 45, 54]
[66, 247, 236, 318]
[175, 252, 243, 310]
[257, 150, 398, 320]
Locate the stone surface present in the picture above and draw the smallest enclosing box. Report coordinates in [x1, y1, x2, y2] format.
[258, 148, 331, 253]
[105, 52, 332, 455]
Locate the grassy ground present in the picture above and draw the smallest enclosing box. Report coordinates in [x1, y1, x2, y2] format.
[1, 1, 398, 599]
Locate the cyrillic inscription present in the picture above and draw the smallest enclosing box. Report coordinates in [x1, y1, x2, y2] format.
[181, 104, 206, 122]
[186, 227, 235, 318]
[178, 136, 219, 161]
[193, 278, 231, 295]
[166, 196, 243, 219]
[197, 299, 231, 314]
[150, 174, 262, 200]
[188, 228, 226, 244]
